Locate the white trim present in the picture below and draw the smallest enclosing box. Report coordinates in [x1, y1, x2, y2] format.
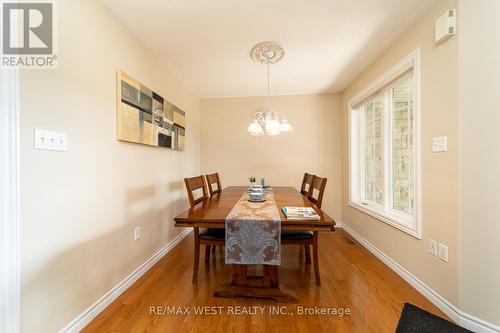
[414, 49, 422, 239]
[349, 50, 418, 108]
[348, 48, 421, 239]
[349, 202, 419, 237]
[60, 228, 192, 333]
[0, 69, 21, 333]
[341, 223, 500, 333]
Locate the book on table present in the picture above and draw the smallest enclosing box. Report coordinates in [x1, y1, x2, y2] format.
[281, 207, 320, 220]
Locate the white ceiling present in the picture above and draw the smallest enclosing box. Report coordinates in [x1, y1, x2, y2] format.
[102, 0, 436, 98]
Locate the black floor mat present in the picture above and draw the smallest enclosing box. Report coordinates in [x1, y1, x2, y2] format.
[396, 303, 473, 333]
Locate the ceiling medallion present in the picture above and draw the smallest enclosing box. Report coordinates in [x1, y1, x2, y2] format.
[250, 41, 285, 64]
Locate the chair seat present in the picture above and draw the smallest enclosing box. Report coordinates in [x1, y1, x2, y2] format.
[200, 228, 225, 241]
[281, 230, 313, 240]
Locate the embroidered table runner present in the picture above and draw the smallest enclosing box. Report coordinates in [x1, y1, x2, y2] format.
[225, 189, 281, 265]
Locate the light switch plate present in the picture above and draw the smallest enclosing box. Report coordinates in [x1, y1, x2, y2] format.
[438, 243, 449, 262]
[432, 136, 448, 152]
[34, 129, 67, 151]
[134, 227, 141, 241]
[428, 239, 438, 256]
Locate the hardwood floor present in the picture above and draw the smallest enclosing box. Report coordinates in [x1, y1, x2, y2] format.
[83, 229, 448, 332]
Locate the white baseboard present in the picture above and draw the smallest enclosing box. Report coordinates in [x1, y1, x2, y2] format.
[60, 228, 192, 333]
[341, 223, 500, 333]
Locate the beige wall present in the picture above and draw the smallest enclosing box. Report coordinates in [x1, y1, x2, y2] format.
[341, 0, 460, 305]
[200, 94, 342, 222]
[458, 0, 500, 326]
[19, 0, 200, 332]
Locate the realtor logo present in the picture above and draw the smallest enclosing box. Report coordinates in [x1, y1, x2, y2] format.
[1, 0, 57, 68]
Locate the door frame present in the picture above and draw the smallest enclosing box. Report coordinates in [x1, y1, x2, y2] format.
[1, 68, 21, 332]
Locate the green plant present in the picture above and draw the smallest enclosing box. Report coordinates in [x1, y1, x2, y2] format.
[249, 176, 256, 183]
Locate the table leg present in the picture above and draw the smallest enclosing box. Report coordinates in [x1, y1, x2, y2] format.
[313, 231, 321, 286]
[263, 265, 278, 288]
[192, 228, 200, 283]
[213, 264, 297, 303]
[232, 264, 247, 286]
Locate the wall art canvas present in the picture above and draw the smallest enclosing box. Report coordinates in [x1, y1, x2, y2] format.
[117, 71, 185, 151]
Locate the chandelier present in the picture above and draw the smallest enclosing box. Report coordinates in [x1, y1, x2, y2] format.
[247, 41, 293, 136]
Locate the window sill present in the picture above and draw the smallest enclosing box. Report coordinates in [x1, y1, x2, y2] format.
[349, 201, 421, 239]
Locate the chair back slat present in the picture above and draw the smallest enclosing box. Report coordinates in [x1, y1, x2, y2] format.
[205, 173, 222, 197]
[184, 176, 208, 208]
[307, 176, 327, 208]
[301, 173, 315, 196]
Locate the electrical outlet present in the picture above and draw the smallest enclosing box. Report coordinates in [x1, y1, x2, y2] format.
[428, 239, 438, 256]
[432, 136, 448, 152]
[438, 243, 448, 262]
[134, 226, 141, 241]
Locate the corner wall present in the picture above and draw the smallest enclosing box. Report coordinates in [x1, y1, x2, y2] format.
[19, 0, 200, 332]
[458, 0, 500, 327]
[341, 0, 459, 305]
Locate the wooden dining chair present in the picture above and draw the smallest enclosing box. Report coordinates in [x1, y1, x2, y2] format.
[307, 176, 327, 209]
[300, 173, 315, 196]
[204, 172, 225, 257]
[308, 176, 327, 285]
[184, 175, 225, 283]
[282, 175, 328, 285]
[205, 172, 222, 197]
[184, 175, 208, 207]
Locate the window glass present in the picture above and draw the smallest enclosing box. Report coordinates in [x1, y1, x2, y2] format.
[392, 74, 415, 214]
[362, 94, 384, 205]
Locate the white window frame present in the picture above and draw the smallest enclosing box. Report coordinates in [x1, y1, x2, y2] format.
[348, 49, 421, 239]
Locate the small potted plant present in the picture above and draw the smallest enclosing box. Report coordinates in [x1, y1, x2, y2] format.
[249, 176, 256, 186]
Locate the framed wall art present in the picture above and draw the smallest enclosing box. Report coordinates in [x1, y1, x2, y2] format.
[117, 71, 185, 151]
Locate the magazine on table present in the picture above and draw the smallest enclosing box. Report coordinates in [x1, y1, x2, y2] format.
[281, 207, 320, 220]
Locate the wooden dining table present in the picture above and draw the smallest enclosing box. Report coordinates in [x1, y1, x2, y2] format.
[174, 186, 336, 302]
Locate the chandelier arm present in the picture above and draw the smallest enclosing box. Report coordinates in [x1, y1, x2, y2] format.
[253, 111, 264, 120]
[276, 112, 285, 122]
[253, 112, 265, 129]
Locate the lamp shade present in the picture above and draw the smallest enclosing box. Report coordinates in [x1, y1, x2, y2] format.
[267, 129, 280, 136]
[265, 119, 281, 133]
[280, 119, 293, 132]
[248, 121, 264, 136]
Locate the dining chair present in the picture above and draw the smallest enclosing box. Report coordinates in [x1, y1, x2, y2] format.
[300, 173, 315, 196]
[205, 172, 222, 197]
[184, 175, 225, 283]
[204, 172, 225, 258]
[184, 175, 208, 207]
[307, 176, 327, 209]
[282, 175, 328, 285]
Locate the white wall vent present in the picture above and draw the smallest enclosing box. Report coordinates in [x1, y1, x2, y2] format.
[435, 9, 456, 44]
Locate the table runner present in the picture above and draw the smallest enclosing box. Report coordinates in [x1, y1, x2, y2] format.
[225, 189, 281, 265]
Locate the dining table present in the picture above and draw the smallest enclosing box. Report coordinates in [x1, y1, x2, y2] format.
[174, 186, 336, 302]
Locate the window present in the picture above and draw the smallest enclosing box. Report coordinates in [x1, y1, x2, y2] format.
[349, 50, 420, 238]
